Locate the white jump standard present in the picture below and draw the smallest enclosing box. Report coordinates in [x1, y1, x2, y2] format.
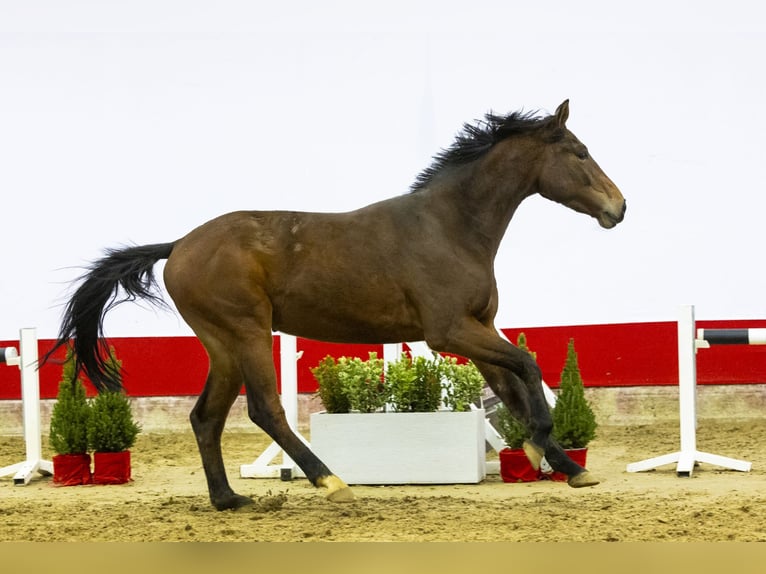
[0, 328, 53, 485]
[626, 305, 752, 477]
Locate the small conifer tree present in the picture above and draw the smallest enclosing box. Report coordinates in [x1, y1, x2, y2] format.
[49, 347, 91, 455]
[495, 403, 527, 449]
[86, 347, 140, 452]
[516, 332, 537, 360]
[88, 391, 141, 452]
[551, 338, 597, 449]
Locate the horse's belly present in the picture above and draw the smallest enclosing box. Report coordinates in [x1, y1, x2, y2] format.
[272, 292, 423, 344]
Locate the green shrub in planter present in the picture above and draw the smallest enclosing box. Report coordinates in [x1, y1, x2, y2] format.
[49, 347, 93, 486]
[86, 347, 140, 452]
[440, 357, 484, 412]
[386, 353, 442, 412]
[551, 338, 597, 449]
[87, 390, 141, 453]
[311, 355, 350, 414]
[49, 347, 91, 456]
[337, 353, 388, 413]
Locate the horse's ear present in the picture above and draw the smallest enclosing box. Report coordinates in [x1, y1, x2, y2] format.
[554, 99, 570, 127]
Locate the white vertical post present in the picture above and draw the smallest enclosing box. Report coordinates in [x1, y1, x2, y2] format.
[626, 305, 751, 475]
[0, 327, 53, 485]
[279, 333, 298, 476]
[676, 305, 698, 474]
[19, 329, 43, 469]
[240, 333, 308, 480]
[383, 343, 402, 365]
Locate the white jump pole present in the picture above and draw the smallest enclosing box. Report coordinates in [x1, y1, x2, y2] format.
[240, 333, 308, 480]
[626, 305, 751, 476]
[0, 328, 53, 485]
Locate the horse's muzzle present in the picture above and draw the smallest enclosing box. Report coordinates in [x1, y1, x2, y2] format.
[599, 200, 626, 229]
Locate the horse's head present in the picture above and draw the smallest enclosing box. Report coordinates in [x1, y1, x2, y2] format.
[536, 100, 626, 229]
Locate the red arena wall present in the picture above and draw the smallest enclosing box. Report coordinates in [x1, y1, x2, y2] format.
[2, 319, 766, 399]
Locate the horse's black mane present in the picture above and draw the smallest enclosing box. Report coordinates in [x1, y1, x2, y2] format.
[410, 109, 555, 193]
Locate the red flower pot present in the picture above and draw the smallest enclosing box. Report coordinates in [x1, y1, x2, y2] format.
[52, 453, 92, 486]
[92, 451, 132, 485]
[542, 448, 588, 482]
[499, 448, 540, 483]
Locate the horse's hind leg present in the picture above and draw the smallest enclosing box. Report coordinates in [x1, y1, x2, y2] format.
[239, 331, 355, 503]
[189, 346, 254, 510]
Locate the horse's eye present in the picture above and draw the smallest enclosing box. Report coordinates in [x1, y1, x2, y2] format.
[576, 149, 589, 160]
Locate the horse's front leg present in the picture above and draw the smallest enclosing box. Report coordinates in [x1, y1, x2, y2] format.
[429, 319, 598, 487]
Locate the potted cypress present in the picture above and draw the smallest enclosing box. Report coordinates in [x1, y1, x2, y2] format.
[548, 338, 597, 481]
[87, 347, 141, 484]
[496, 403, 540, 482]
[49, 348, 92, 486]
[309, 352, 486, 484]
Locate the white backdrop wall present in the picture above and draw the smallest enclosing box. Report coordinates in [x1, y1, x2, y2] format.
[1, 0, 764, 340]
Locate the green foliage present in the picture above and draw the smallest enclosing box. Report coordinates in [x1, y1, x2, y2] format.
[336, 353, 388, 413]
[49, 347, 91, 455]
[311, 356, 351, 414]
[495, 403, 527, 449]
[87, 389, 141, 452]
[440, 357, 484, 412]
[314, 351, 486, 414]
[516, 332, 537, 360]
[551, 338, 597, 449]
[386, 354, 443, 412]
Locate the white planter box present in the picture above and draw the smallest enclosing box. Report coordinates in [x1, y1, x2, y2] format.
[309, 409, 486, 485]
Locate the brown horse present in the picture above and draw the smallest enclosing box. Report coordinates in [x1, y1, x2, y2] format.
[45, 100, 625, 510]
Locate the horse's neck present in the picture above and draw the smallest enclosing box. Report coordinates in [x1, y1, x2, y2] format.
[430, 161, 534, 258]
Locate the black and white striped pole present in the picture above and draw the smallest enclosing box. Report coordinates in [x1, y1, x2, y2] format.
[696, 328, 766, 347]
[0, 328, 53, 485]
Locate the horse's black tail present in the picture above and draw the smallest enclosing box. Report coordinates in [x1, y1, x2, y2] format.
[44, 242, 176, 392]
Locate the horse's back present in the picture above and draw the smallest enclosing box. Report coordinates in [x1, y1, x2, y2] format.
[162, 206, 430, 342]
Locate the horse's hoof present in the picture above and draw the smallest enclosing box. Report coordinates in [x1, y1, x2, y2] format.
[568, 471, 600, 488]
[214, 494, 254, 511]
[326, 486, 355, 503]
[317, 474, 355, 503]
[522, 440, 544, 471]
